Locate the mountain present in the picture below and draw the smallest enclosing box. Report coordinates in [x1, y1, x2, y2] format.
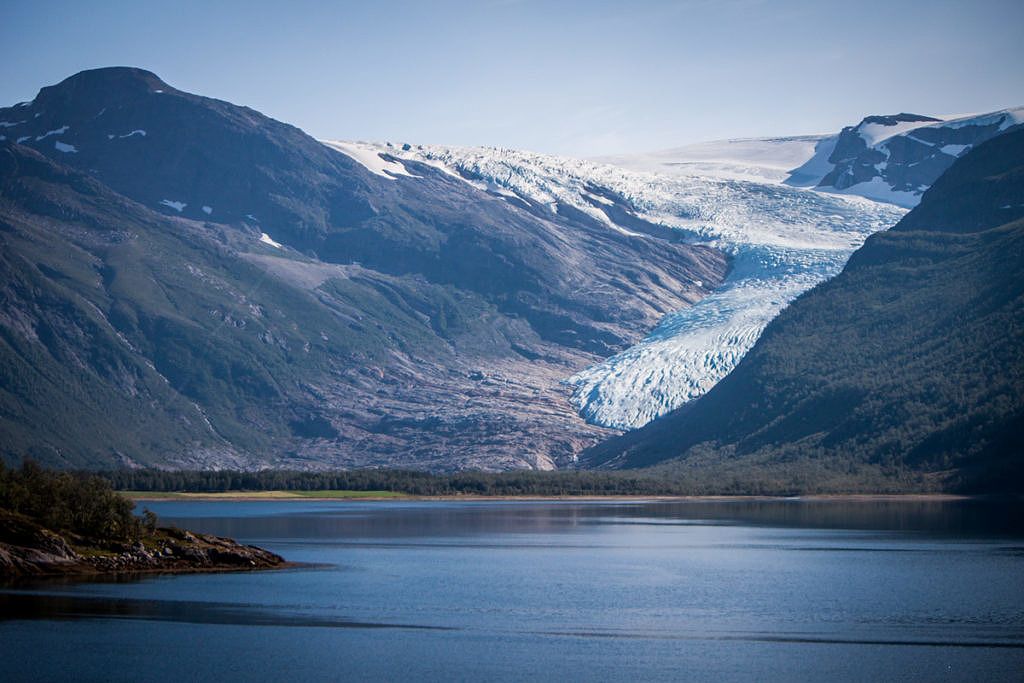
[4, 68, 1019, 476]
[787, 109, 1024, 206]
[583, 128, 1024, 493]
[392, 108, 1017, 432]
[0, 68, 727, 470]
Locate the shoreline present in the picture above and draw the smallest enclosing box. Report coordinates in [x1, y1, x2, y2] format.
[2, 561, 303, 583]
[125, 492, 977, 503]
[1, 511, 289, 579]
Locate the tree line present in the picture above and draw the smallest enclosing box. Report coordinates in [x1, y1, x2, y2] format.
[1, 460, 148, 541]
[93, 467, 690, 496]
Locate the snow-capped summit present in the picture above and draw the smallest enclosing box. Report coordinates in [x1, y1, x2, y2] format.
[789, 108, 1024, 206]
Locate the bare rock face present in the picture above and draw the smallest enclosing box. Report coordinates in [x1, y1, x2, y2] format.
[794, 109, 1024, 206]
[0, 513, 79, 574]
[819, 114, 942, 191]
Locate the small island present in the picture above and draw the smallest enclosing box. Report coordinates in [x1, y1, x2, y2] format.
[0, 461, 285, 578]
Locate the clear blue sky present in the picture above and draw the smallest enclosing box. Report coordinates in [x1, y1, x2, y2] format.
[2, 0, 1022, 155]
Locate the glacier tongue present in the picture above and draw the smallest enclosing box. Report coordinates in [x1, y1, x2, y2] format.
[384, 141, 906, 430]
[562, 180, 903, 429]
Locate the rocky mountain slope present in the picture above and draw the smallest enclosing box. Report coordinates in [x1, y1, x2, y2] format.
[0, 68, 726, 471]
[584, 129, 1024, 493]
[786, 108, 1024, 206]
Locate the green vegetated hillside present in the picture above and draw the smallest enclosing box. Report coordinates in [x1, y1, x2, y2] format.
[585, 128, 1024, 493]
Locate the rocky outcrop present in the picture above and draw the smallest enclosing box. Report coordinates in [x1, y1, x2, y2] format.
[817, 113, 940, 191]
[787, 109, 1024, 206]
[0, 512, 284, 578]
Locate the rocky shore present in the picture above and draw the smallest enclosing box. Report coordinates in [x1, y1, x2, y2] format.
[0, 511, 285, 578]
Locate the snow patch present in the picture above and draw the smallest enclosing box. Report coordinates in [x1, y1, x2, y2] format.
[118, 129, 147, 138]
[321, 140, 420, 180]
[830, 177, 920, 208]
[584, 191, 615, 205]
[159, 199, 186, 212]
[54, 141, 77, 153]
[942, 106, 1024, 131]
[784, 136, 839, 187]
[940, 143, 970, 156]
[259, 232, 282, 249]
[16, 136, 30, 144]
[857, 120, 935, 147]
[0, 121, 24, 128]
[905, 135, 934, 146]
[202, 205, 213, 215]
[35, 125, 69, 141]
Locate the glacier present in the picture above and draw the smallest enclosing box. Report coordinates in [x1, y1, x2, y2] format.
[335, 139, 905, 430]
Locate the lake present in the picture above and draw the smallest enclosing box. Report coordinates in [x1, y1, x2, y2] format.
[2, 498, 1023, 681]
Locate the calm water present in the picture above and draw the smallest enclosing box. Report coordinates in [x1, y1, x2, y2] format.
[2, 499, 1023, 681]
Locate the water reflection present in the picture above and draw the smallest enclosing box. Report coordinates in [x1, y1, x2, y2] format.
[145, 498, 1024, 543]
[0, 591, 451, 630]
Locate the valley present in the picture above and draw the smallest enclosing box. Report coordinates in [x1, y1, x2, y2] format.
[0, 68, 1020, 480]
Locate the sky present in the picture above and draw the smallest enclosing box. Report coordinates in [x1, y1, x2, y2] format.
[2, 0, 1023, 156]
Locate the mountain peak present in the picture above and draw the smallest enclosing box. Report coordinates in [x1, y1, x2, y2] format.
[855, 112, 941, 128]
[26, 67, 173, 112]
[49, 66, 170, 93]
